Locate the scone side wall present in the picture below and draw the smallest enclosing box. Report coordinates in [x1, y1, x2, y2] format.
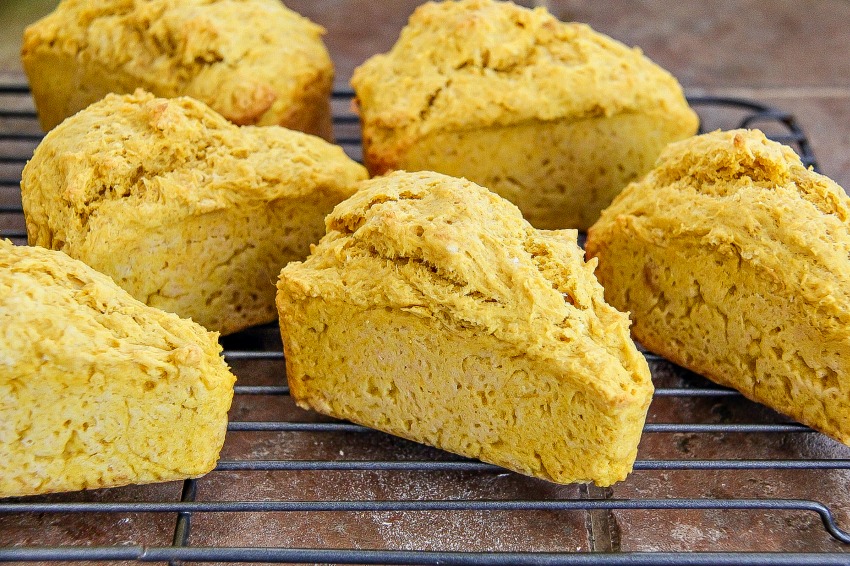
[588, 223, 850, 446]
[277, 296, 649, 486]
[22, 0, 335, 138]
[0, 241, 236, 497]
[380, 113, 697, 230]
[20, 91, 368, 335]
[276, 170, 653, 486]
[586, 129, 850, 446]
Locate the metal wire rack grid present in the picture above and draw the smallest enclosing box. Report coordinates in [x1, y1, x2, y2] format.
[1, 81, 849, 565]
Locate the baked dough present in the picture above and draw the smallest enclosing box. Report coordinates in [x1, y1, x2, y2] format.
[22, 0, 334, 138]
[586, 129, 850, 445]
[21, 90, 367, 335]
[0, 240, 236, 497]
[351, 0, 698, 230]
[277, 170, 653, 486]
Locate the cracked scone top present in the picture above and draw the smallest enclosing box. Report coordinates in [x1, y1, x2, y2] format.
[22, 0, 334, 138]
[277, 171, 653, 486]
[352, 0, 698, 230]
[21, 90, 367, 335]
[0, 240, 236, 497]
[586, 129, 850, 446]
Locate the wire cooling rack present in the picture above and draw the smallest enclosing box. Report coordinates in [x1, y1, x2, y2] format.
[1, 80, 849, 565]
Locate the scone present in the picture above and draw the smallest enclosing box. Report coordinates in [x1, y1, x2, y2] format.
[0, 240, 236, 497]
[351, 0, 698, 230]
[277, 171, 653, 486]
[586, 129, 850, 445]
[22, 0, 334, 139]
[22, 90, 367, 335]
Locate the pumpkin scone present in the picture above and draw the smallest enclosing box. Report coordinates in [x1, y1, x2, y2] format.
[22, 90, 367, 335]
[277, 171, 653, 486]
[22, 0, 335, 139]
[0, 240, 236, 497]
[586, 129, 850, 446]
[351, 0, 698, 230]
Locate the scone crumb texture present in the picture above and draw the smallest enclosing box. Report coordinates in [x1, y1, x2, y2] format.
[277, 170, 653, 486]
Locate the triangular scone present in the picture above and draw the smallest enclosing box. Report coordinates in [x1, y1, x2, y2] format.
[21, 90, 367, 335]
[0, 241, 235, 497]
[277, 171, 653, 486]
[23, 0, 334, 138]
[587, 129, 850, 445]
[351, 0, 698, 230]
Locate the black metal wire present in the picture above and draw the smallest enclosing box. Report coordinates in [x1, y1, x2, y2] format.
[208, 458, 850, 473]
[233, 385, 290, 395]
[168, 479, 196, 566]
[223, 421, 814, 434]
[2, 498, 848, 544]
[3, 547, 849, 566]
[1, 81, 848, 563]
[223, 350, 284, 360]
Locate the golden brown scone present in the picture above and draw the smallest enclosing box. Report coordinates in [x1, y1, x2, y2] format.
[0, 240, 236, 497]
[22, 0, 334, 139]
[351, 0, 698, 230]
[586, 129, 850, 445]
[22, 90, 367, 335]
[277, 171, 653, 486]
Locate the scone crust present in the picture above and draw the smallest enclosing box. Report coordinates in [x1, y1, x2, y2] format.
[587, 129, 850, 444]
[22, 0, 333, 137]
[21, 90, 367, 334]
[352, 0, 698, 172]
[278, 171, 653, 486]
[0, 240, 236, 497]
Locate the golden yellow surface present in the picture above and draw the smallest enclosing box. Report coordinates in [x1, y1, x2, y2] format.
[22, 0, 334, 138]
[21, 90, 367, 335]
[277, 171, 653, 486]
[351, 0, 698, 230]
[0, 240, 236, 497]
[587, 129, 850, 445]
